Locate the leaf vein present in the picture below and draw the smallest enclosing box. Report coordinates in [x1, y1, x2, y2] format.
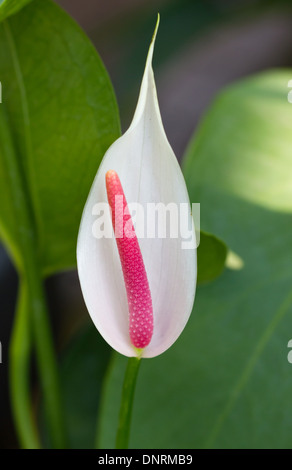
[204, 287, 292, 448]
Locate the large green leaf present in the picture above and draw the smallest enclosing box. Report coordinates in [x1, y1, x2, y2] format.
[0, 0, 33, 22]
[40, 324, 112, 449]
[97, 70, 292, 448]
[0, 0, 120, 275]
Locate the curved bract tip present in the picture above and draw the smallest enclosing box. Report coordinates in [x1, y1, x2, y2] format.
[147, 13, 160, 67]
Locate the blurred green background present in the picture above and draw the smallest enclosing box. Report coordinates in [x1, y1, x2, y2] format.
[1, 0, 292, 448]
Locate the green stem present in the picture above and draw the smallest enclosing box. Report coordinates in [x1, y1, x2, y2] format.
[24, 244, 67, 449]
[0, 105, 66, 448]
[9, 278, 41, 449]
[115, 357, 141, 449]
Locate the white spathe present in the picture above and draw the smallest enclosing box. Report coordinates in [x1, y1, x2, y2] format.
[77, 19, 197, 358]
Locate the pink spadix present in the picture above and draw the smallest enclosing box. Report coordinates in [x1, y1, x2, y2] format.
[106, 170, 153, 349]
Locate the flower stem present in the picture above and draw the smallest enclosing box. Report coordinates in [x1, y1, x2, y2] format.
[0, 104, 66, 448]
[9, 278, 41, 449]
[115, 357, 141, 449]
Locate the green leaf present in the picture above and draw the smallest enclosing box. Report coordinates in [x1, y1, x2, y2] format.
[0, 0, 33, 22]
[98, 70, 292, 448]
[197, 231, 227, 284]
[0, 0, 120, 275]
[44, 324, 112, 449]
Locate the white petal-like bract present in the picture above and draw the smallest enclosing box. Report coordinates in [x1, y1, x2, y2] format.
[77, 18, 197, 358]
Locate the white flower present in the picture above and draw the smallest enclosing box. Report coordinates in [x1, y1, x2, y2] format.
[77, 17, 197, 358]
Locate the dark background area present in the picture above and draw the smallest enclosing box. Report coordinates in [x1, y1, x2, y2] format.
[1, 0, 292, 448]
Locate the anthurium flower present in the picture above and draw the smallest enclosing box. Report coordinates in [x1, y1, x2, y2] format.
[77, 18, 197, 358]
